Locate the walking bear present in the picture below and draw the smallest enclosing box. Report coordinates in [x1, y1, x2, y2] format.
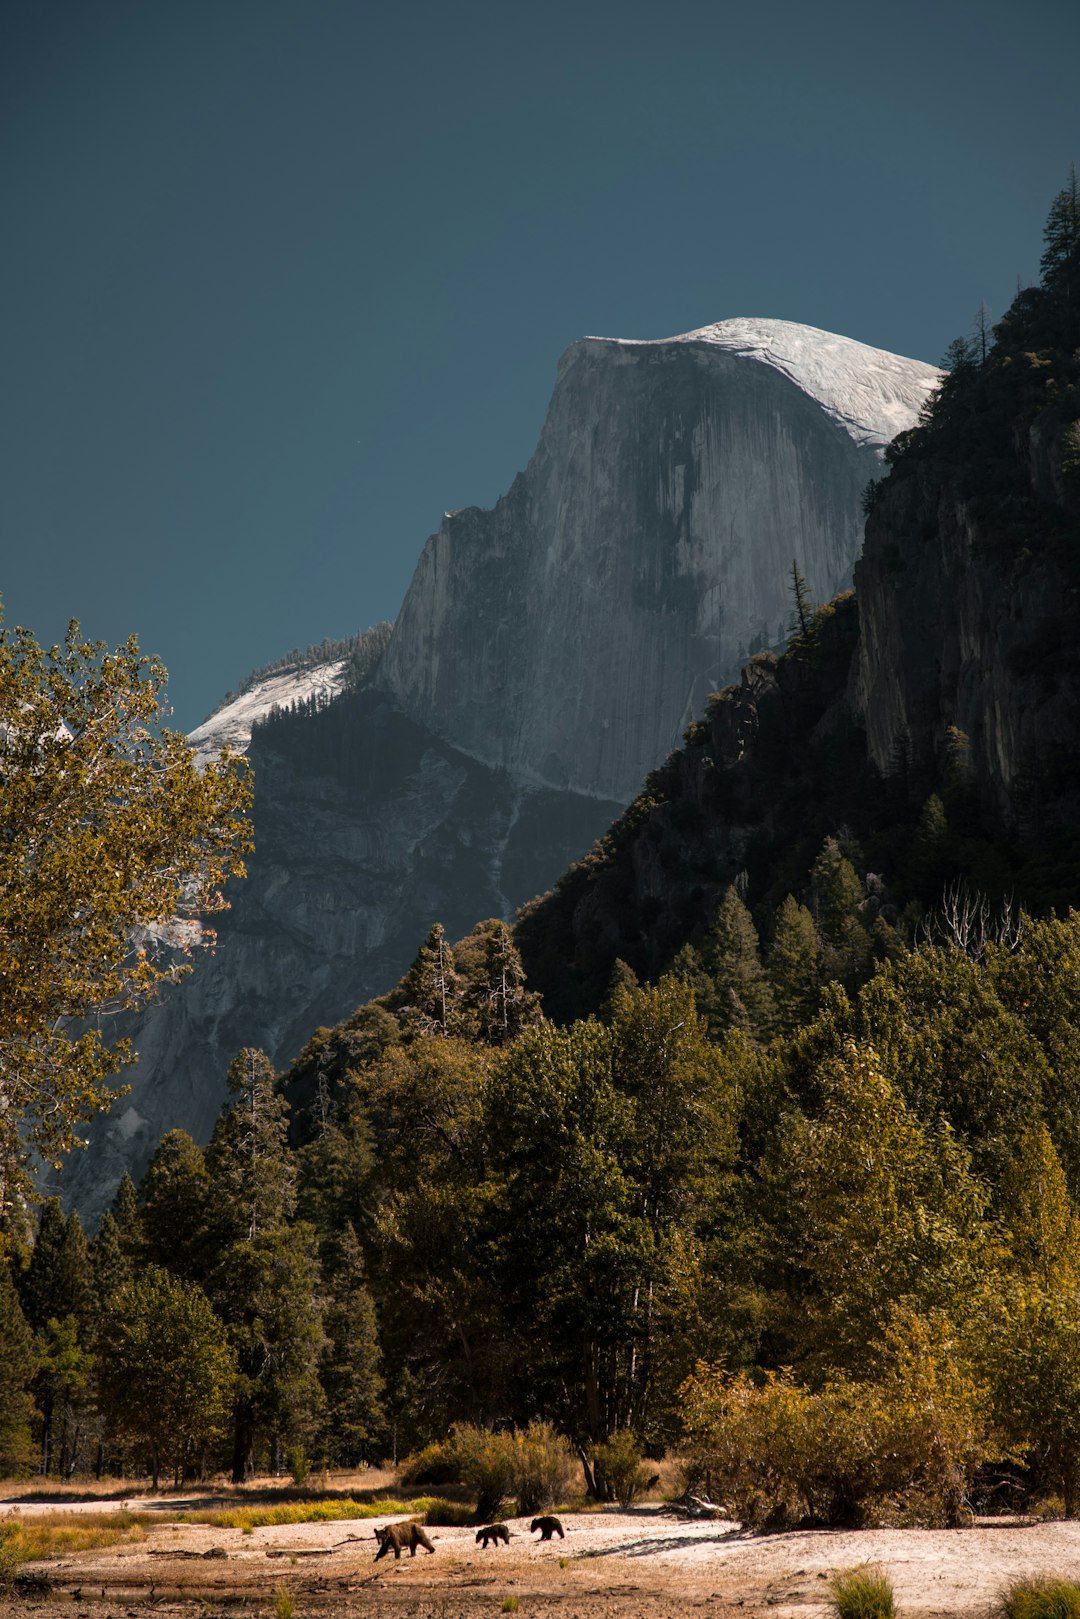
[530, 1515, 564, 1540]
[373, 1521, 436, 1560]
[475, 1523, 511, 1548]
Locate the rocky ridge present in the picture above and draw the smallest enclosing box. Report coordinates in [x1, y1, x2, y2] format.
[380, 319, 938, 802]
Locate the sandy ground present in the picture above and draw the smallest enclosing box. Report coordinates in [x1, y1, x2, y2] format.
[6, 1495, 1080, 1617]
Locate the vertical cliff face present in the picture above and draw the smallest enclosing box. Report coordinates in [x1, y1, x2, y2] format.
[381, 319, 939, 802]
[855, 340, 1080, 832]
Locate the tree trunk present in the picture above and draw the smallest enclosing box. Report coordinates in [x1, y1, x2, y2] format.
[1063, 1450, 1080, 1520]
[232, 1398, 256, 1483]
[578, 1445, 599, 1499]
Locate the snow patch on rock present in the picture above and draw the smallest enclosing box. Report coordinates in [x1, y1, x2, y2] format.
[188, 660, 349, 763]
[588, 317, 941, 450]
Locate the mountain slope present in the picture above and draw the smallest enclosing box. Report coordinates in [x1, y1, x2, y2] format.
[517, 199, 1080, 1017]
[61, 318, 937, 1220]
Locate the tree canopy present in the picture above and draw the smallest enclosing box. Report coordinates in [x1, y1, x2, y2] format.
[0, 616, 251, 1204]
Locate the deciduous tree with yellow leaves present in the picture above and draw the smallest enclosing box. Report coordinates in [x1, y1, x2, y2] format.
[0, 615, 251, 1220]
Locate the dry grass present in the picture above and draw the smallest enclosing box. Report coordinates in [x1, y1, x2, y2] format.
[179, 1494, 474, 1531]
[828, 1565, 896, 1619]
[0, 1508, 152, 1569]
[998, 1577, 1080, 1618]
[0, 1465, 399, 1503]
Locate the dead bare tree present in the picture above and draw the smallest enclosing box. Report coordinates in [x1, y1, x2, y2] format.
[919, 879, 1023, 961]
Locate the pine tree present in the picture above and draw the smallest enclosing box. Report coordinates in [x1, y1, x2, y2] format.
[205, 1049, 323, 1481]
[318, 1223, 384, 1465]
[788, 561, 813, 643]
[1040, 164, 1080, 304]
[88, 1211, 131, 1307]
[20, 1200, 96, 1475]
[463, 920, 542, 1045]
[970, 302, 993, 364]
[207, 1048, 295, 1243]
[110, 1172, 146, 1267]
[767, 896, 821, 1036]
[810, 837, 871, 985]
[998, 1122, 1080, 1288]
[908, 794, 953, 898]
[139, 1129, 214, 1283]
[0, 1260, 38, 1475]
[601, 957, 642, 1024]
[699, 888, 776, 1041]
[400, 923, 463, 1036]
[20, 1199, 93, 1332]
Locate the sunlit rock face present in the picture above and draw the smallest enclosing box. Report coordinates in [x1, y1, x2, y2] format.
[380, 319, 939, 802]
[60, 319, 938, 1223]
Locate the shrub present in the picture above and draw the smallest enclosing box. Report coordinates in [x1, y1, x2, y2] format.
[447, 1426, 518, 1522]
[398, 1440, 460, 1487]
[678, 1311, 993, 1528]
[511, 1421, 576, 1515]
[829, 1565, 896, 1619]
[998, 1577, 1080, 1619]
[592, 1430, 654, 1509]
[286, 1446, 311, 1487]
[441, 1422, 575, 1519]
[415, 1497, 475, 1527]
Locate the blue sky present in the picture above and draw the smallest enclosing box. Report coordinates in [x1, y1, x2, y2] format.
[2, 0, 1078, 728]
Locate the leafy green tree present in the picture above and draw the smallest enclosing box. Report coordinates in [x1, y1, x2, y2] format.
[767, 896, 821, 1035]
[34, 1313, 95, 1477]
[855, 945, 1043, 1184]
[484, 1017, 637, 1438]
[781, 1038, 989, 1373]
[679, 1307, 993, 1528]
[981, 1117, 1080, 1515]
[98, 1265, 236, 1487]
[989, 913, 1080, 1190]
[0, 616, 251, 1184]
[990, 1281, 1080, 1516]
[611, 976, 737, 1237]
[362, 1033, 490, 1193]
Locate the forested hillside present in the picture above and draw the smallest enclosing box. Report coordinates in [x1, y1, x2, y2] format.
[518, 171, 1080, 1021]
